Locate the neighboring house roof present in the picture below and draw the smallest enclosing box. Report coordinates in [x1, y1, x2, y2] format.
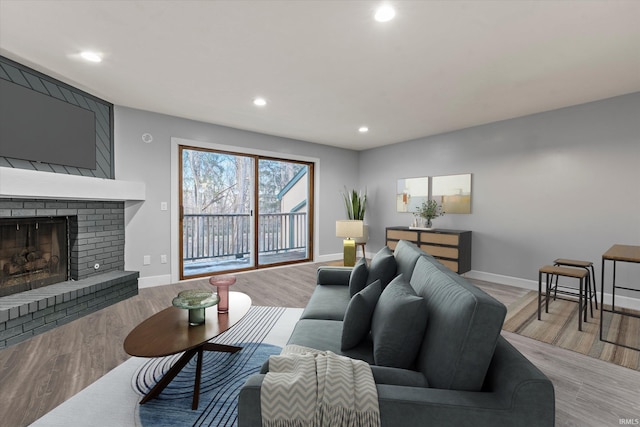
[277, 168, 307, 201]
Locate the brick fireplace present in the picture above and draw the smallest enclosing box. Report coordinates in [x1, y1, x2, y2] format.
[0, 198, 139, 349]
[0, 58, 143, 349]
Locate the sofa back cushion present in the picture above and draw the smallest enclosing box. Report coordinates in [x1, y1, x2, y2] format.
[341, 279, 382, 350]
[366, 246, 397, 288]
[348, 257, 369, 296]
[392, 240, 423, 279]
[371, 274, 427, 369]
[409, 255, 507, 391]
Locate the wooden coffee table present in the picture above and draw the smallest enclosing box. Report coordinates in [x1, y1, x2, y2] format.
[124, 291, 251, 409]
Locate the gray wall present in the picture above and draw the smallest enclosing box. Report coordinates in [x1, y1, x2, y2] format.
[114, 93, 639, 299]
[360, 93, 640, 291]
[114, 106, 357, 282]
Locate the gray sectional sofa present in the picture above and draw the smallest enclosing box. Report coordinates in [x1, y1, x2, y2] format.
[238, 240, 555, 426]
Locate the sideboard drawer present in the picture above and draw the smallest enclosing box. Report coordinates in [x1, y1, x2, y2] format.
[420, 233, 459, 246]
[421, 244, 459, 259]
[387, 229, 419, 241]
[438, 259, 459, 272]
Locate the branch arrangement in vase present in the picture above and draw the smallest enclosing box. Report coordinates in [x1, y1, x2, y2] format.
[413, 200, 444, 228]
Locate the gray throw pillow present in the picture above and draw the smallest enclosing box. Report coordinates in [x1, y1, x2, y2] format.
[367, 246, 397, 289]
[341, 279, 382, 350]
[371, 274, 427, 369]
[348, 257, 369, 297]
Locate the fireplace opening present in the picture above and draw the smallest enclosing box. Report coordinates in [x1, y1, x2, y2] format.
[0, 217, 69, 297]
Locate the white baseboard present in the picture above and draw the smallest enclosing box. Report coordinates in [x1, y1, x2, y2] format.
[466, 270, 640, 311]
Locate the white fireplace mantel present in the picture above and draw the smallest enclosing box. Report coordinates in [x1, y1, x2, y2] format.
[0, 167, 145, 201]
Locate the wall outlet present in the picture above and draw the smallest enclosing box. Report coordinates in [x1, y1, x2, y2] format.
[160, 254, 167, 264]
[143, 255, 151, 265]
[160, 202, 168, 211]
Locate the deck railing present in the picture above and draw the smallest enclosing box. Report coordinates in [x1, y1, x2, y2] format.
[183, 212, 307, 261]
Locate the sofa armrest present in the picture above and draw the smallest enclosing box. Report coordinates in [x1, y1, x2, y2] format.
[238, 375, 265, 427]
[316, 266, 352, 286]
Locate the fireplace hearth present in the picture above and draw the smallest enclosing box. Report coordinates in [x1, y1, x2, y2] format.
[0, 217, 69, 297]
[0, 198, 139, 349]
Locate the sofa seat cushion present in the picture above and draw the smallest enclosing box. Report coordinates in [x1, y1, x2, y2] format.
[342, 279, 382, 350]
[286, 319, 375, 364]
[300, 285, 350, 321]
[371, 274, 427, 369]
[370, 365, 428, 387]
[409, 255, 507, 391]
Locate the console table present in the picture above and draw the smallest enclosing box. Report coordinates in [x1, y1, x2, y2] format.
[600, 244, 640, 351]
[386, 226, 471, 274]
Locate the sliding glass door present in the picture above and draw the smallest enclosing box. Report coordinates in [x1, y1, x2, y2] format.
[257, 158, 310, 266]
[179, 146, 313, 279]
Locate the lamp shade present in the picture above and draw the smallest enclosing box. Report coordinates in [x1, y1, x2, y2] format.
[336, 220, 364, 239]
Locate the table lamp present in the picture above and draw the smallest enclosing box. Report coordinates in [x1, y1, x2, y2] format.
[336, 220, 364, 267]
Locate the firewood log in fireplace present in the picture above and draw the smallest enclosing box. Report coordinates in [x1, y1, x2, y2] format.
[11, 253, 27, 266]
[26, 251, 43, 262]
[3, 262, 24, 275]
[24, 258, 48, 272]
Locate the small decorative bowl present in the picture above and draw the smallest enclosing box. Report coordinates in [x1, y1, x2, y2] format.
[172, 290, 219, 325]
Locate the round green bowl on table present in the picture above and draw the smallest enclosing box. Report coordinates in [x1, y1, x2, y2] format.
[172, 290, 219, 326]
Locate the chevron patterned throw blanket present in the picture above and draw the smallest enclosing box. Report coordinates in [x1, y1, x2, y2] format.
[261, 345, 380, 427]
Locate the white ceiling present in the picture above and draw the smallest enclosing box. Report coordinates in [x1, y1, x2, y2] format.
[1, 0, 639, 151]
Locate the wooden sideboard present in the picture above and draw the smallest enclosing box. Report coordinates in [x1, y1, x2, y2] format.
[385, 226, 472, 274]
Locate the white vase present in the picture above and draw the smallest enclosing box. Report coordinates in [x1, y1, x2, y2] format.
[411, 217, 433, 229]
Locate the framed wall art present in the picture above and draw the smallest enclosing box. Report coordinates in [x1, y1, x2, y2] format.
[431, 173, 472, 214]
[396, 177, 429, 213]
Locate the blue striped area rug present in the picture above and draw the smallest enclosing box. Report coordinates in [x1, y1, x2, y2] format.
[133, 306, 286, 426]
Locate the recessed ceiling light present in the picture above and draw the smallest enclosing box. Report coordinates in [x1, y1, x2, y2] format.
[253, 97, 267, 107]
[375, 5, 396, 22]
[359, 126, 369, 133]
[80, 51, 102, 63]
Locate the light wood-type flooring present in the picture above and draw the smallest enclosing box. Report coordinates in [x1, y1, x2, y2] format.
[0, 262, 638, 426]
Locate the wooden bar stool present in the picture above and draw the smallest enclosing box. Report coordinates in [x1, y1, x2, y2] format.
[553, 258, 598, 315]
[538, 265, 589, 331]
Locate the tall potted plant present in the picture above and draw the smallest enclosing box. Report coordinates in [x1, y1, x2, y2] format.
[342, 187, 366, 220]
[341, 187, 368, 243]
